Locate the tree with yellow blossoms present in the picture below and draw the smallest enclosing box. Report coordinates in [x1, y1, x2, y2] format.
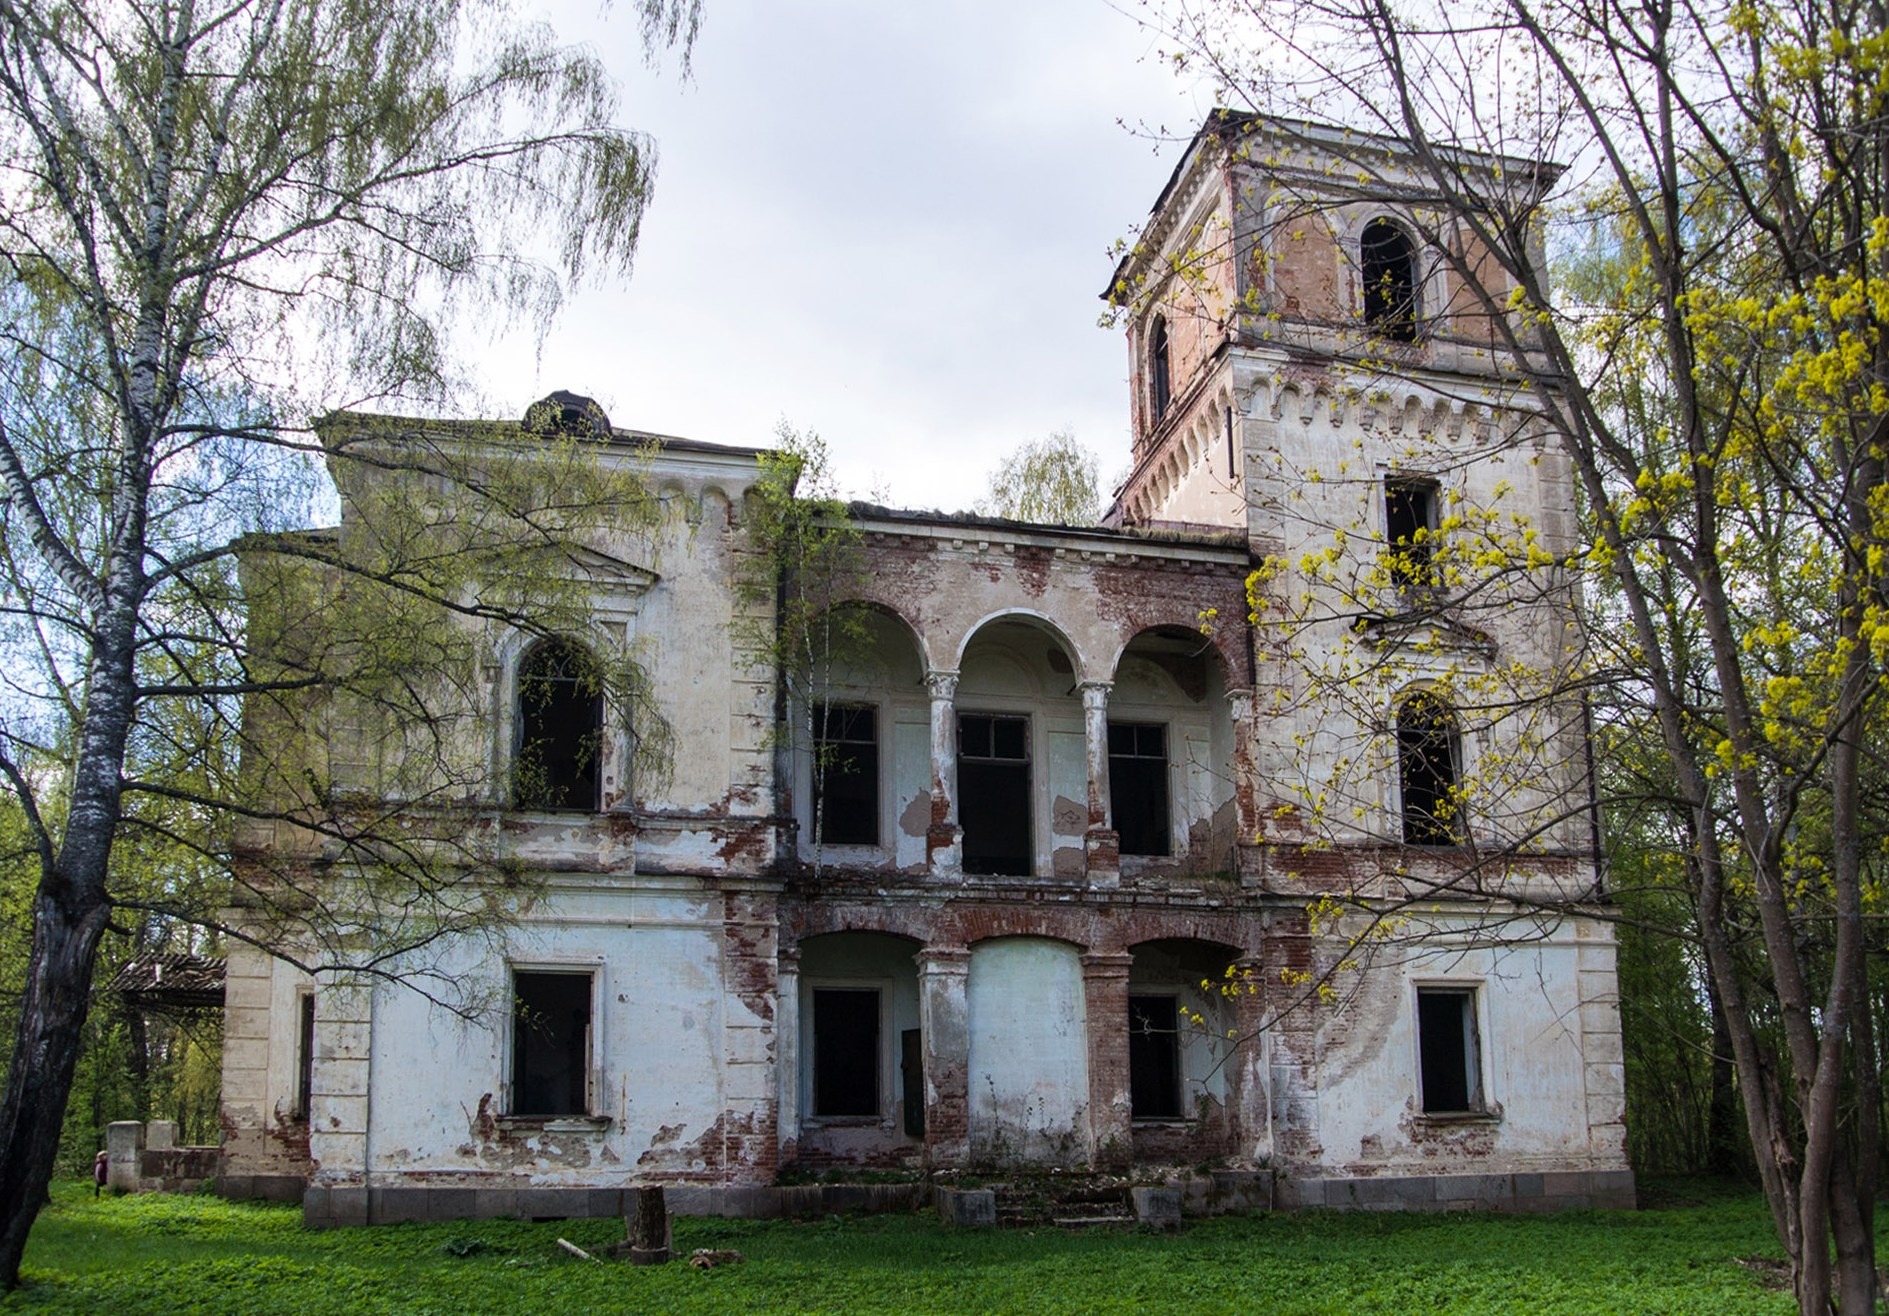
[1138, 0, 1889, 1307]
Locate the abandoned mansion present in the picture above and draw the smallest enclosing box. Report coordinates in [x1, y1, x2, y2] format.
[215, 113, 1635, 1224]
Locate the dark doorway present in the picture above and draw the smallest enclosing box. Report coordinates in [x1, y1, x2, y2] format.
[959, 713, 1032, 875]
[813, 988, 881, 1117]
[1384, 478, 1439, 593]
[511, 971, 591, 1116]
[1417, 987, 1482, 1113]
[1398, 692, 1462, 844]
[1361, 219, 1418, 340]
[515, 640, 603, 811]
[815, 703, 879, 845]
[1109, 722, 1171, 857]
[901, 1028, 925, 1137]
[294, 994, 316, 1120]
[1129, 994, 1183, 1119]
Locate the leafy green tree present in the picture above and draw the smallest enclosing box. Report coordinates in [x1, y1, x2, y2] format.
[0, 0, 699, 1286]
[1138, 0, 1889, 1304]
[976, 431, 1104, 526]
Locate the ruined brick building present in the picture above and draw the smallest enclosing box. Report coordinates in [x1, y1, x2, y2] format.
[219, 113, 1635, 1224]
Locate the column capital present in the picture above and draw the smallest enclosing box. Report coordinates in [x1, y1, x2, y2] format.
[1079, 949, 1135, 977]
[1077, 679, 1113, 705]
[925, 669, 960, 700]
[915, 944, 972, 972]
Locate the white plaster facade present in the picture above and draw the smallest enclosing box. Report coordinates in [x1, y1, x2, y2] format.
[219, 113, 1633, 1223]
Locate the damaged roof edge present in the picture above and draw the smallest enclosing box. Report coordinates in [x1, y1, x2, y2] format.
[312, 409, 771, 464]
[845, 500, 1249, 556]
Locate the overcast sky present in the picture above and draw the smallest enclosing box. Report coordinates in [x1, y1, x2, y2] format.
[469, 0, 1215, 512]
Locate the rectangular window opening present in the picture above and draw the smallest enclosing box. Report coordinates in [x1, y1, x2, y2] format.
[1385, 479, 1439, 593]
[958, 713, 1032, 876]
[511, 971, 593, 1117]
[294, 993, 316, 1121]
[814, 703, 879, 846]
[1109, 722, 1171, 857]
[1416, 987, 1483, 1114]
[1129, 994, 1184, 1120]
[812, 987, 881, 1118]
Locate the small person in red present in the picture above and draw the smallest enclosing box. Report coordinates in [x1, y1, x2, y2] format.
[93, 1150, 108, 1198]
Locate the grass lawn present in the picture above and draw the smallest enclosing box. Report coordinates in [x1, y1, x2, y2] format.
[1, 1178, 1809, 1314]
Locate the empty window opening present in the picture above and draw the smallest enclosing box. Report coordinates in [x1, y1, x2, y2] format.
[515, 640, 603, 811]
[1129, 994, 1183, 1120]
[958, 714, 1032, 876]
[511, 971, 592, 1117]
[1150, 316, 1172, 422]
[1398, 692, 1463, 845]
[900, 1027, 925, 1137]
[1361, 220, 1419, 341]
[1417, 987, 1483, 1113]
[1109, 722, 1171, 857]
[814, 703, 879, 845]
[294, 993, 315, 1121]
[1384, 478, 1439, 593]
[812, 988, 881, 1117]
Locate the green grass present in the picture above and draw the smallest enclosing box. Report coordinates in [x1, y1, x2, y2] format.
[3, 1178, 1808, 1314]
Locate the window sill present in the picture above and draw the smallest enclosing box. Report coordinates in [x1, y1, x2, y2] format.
[1413, 1109, 1499, 1125]
[803, 1116, 892, 1129]
[496, 1115, 612, 1134]
[1131, 1117, 1194, 1128]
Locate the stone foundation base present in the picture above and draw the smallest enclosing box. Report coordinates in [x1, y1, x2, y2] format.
[1277, 1169, 1636, 1212]
[302, 1181, 928, 1228]
[216, 1175, 308, 1204]
[297, 1168, 1632, 1228]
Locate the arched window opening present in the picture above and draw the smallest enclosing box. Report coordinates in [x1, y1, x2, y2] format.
[1361, 220, 1418, 341]
[1150, 315, 1172, 422]
[1397, 691, 1462, 845]
[515, 639, 604, 811]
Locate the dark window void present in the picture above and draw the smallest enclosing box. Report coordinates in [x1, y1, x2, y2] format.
[1385, 478, 1440, 593]
[900, 1028, 925, 1137]
[1398, 692, 1463, 845]
[813, 988, 880, 1117]
[1129, 994, 1183, 1119]
[1109, 722, 1171, 857]
[1361, 219, 1419, 341]
[814, 703, 879, 845]
[515, 640, 603, 811]
[1150, 316, 1172, 422]
[294, 994, 315, 1121]
[959, 714, 1031, 876]
[1417, 987, 1483, 1113]
[512, 971, 591, 1116]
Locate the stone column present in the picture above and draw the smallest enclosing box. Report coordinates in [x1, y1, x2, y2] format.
[776, 947, 801, 1166]
[915, 944, 972, 1167]
[925, 670, 963, 877]
[1079, 681, 1120, 888]
[1226, 953, 1270, 1161]
[1081, 950, 1134, 1169]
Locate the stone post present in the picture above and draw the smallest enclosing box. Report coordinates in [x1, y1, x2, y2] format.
[776, 946, 801, 1164]
[105, 1121, 143, 1193]
[1225, 686, 1259, 886]
[1227, 953, 1270, 1161]
[925, 670, 963, 877]
[915, 944, 972, 1167]
[1079, 681, 1120, 887]
[1081, 950, 1134, 1168]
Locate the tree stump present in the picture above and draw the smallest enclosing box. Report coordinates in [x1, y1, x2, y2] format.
[626, 1185, 673, 1265]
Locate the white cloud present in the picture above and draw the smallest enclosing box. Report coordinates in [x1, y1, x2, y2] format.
[471, 0, 1211, 510]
